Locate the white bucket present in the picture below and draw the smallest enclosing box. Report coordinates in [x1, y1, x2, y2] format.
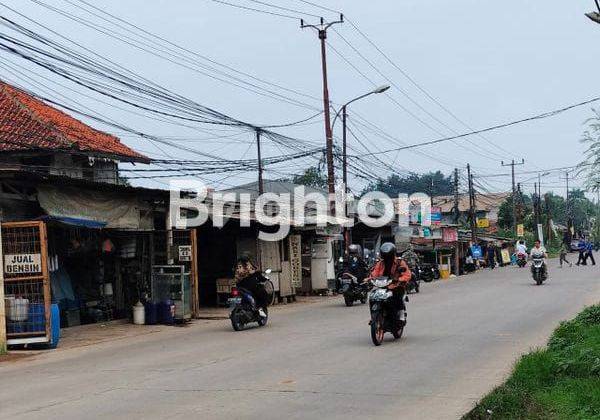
[8, 297, 29, 322]
[133, 301, 145, 325]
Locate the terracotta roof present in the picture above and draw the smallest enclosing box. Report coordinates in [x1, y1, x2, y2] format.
[0, 81, 148, 162]
[433, 192, 510, 213]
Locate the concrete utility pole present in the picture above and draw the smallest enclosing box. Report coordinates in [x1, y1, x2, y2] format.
[0, 212, 5, 354]
[256, 129, 264, 195]
[453, 168, 460, 224]
[301, 15, 344, 209]
[501, 159, 525, 237]
[561, 171, 572, 233]
[467, 164, 477, 243]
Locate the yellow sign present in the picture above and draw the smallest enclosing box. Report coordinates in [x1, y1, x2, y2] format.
[476, 218, 490, 228]
[517, 224, 524, 237]
[501, 249, 511, 264]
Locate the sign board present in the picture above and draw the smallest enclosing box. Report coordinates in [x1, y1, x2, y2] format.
[315, 224, 342, 236]
[537, 224, 544, 247]
[442, 228, 458, 242]
[516, 224, 524, 237]
[3, 254, 42, 274]
[501, 249, 511, 264]
[470, 245, 483, 259]
[431, 207, 442, 225]
[476, 218, 490, 228]
[178, 245, 192, 262]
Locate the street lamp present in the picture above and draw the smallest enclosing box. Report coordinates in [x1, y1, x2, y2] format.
[586, 0, 600, 24]
[331, 84, 390, 253]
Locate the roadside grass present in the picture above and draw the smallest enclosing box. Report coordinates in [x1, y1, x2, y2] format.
[464, 304, 600, 420]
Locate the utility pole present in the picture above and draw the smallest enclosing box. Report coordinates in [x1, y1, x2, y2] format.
[256, 129, 264, 195]
[467, 164, 477, 243]
[301, 15, 344, 211]
[342, 105, 348, 192]
[560, 171, 572, 234]
[453, 168, 460, 224]
[501, 159, 525, 236]
[429, 176, 435, 207]
[0, 211, 5, 354]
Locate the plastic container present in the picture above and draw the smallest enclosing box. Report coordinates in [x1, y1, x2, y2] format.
[133, 301, 145, 325]
[8, 297, 29, 322]
[160, 299, 175, 325]
[440, 264, 450, 279]
[144, 302, 158, 325]
[28, 303, 46, 333]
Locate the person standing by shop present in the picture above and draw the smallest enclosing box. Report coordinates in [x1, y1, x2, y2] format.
[586, 240, 596, 266]
[486, 242, 496, 270]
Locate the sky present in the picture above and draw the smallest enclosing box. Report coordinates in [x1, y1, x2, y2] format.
[1, 0, 599, 197]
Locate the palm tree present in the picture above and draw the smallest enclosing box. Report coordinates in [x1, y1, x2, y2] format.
[579, 109, 600, 192]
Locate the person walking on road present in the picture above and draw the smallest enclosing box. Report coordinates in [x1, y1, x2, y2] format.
[576, 238, 587, 266]
[586, 240, 596, 266]
[559, 243, 573, 268]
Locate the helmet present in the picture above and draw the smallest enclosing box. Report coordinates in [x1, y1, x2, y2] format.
[379, 242, 396, 261]
[348, 244, 362, 257]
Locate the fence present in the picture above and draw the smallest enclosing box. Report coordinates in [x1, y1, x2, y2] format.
[2, 221, 51, 344]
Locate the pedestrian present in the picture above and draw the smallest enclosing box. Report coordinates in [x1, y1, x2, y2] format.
[559, 242, 572, 268]
[486, 242, 496, 270]
[586, 240, 596, 266]
[576, 238, 587, 266]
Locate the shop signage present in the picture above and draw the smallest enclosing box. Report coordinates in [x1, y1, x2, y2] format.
[470, 245, 483, 259]
[517, 224, 524, 237]
[3, 253, 42, 274]
[178, 245, 192, 262]
[442, 228, 458, 242]
[476, 218, 490, 228]
[431, 207, 442, 225]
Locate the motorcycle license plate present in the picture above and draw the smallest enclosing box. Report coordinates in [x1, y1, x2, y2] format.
[227, 297, 242, 306]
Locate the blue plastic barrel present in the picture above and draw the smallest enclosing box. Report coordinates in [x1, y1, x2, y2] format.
[144, 302, 158, 325]
[160, 299, 174, 325]
[48, 304, 60, 349]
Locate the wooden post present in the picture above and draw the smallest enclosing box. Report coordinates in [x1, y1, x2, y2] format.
[39, 222, 51, 341]
[190, 228, 199, 318]
[0, 218, 6, 354]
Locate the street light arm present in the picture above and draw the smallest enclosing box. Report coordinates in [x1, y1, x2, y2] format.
[331, 85, 390, 132]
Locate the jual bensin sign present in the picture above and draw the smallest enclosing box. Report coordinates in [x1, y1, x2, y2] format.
[3, 254, 42, 274]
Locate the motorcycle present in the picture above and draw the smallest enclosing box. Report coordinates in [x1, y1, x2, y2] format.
[229, 269, 274, 331]
[517, 253, 527, 268]
[368, 276, 408, 346]
[419, 263, 440, 283]
[338, 272, 369, 306]
[531, 258, 547, 285]
[406, 268, 420, 294]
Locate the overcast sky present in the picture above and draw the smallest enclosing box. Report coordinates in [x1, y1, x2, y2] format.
[2, 0, 599, 196]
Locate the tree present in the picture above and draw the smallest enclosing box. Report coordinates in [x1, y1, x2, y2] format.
[287, 166, 327, 189]
[362, 171, 453, 197]
[579, 109, 600, 191]
[497, 193, 533, 231]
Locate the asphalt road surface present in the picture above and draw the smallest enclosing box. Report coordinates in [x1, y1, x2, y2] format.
[2, 261, 599, 420]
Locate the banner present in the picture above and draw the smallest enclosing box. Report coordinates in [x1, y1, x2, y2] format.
[517, 224, 524, 237]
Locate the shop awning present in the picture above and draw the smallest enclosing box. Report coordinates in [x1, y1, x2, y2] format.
[39, 215, 107, 229]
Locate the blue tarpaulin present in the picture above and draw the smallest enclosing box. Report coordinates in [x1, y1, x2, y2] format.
[39, 215, 107, 229]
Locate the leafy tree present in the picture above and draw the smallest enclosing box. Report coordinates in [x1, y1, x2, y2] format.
[362, 171, 453, 197]
[287, 166, 328, 189]
[497, 192, 533, 230]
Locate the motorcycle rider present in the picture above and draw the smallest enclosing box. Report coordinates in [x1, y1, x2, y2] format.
[365, 242, 411, 321]
[344, 244, 369, 281]
[516, 240, 528, 256]
[234, 254, 267, 318]
[530, 240, 548, 278]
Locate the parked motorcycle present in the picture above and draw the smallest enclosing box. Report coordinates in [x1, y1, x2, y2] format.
[228, 269, 274, 331]
[531, 258, 547, 285]
[368, 276, 407, 346]
[419, 263, 440, 283]
[338, 272, 369, 306]
[517, 253, 527, 268]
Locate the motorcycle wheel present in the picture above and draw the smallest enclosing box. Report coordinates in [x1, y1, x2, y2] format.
[422, 275, 433, 283]
[370, 313, 385, 346]
[344, 295, 354, 307]
[257, 307, 268, 327]
[231, 310, 244, 331]
[393, 325, 404, 339]
[360, 296, 367, 304]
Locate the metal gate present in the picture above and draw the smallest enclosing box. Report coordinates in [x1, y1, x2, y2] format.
[2, 221, 51, 344]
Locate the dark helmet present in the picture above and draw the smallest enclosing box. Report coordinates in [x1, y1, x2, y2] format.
[380, 242, 396, 262]
[348, 244, 362, 257]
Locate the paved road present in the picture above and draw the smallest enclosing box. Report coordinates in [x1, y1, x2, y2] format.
[2, 261, 599, 420]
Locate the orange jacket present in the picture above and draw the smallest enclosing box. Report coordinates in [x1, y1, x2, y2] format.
[369, 258, 412, 283]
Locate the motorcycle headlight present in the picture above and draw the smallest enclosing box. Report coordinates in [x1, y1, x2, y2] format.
[369, 289, 392, 301]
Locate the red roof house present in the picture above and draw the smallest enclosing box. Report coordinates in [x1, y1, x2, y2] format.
[0, 81, 148, 163]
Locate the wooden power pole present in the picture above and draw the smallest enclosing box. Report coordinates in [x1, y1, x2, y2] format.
[467, 164, 477, 243]
[0, 212, 5, 354]
[501, 159, 525, 236]
[453, 168, 460, 224]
